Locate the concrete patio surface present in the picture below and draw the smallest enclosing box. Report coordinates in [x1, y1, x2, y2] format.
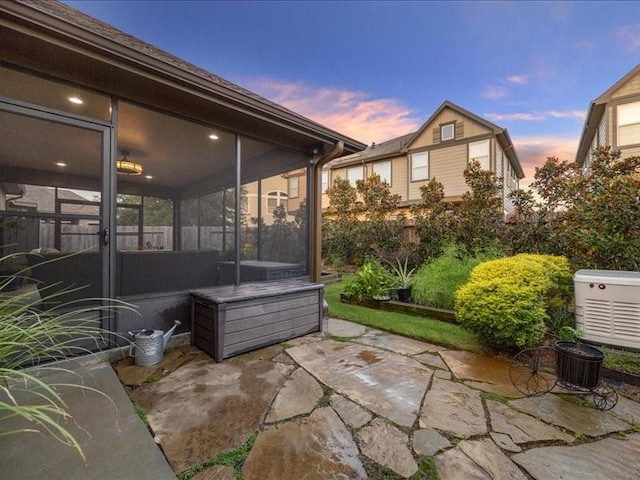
[3, 318, 640, 479]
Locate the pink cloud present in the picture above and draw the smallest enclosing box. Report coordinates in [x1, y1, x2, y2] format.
[506, 75, 528, 85]
[481, 85, 508, 100]
[245, 77, 421, 144]
[512, 136, 578, 189]
[615, 25, 640, 49]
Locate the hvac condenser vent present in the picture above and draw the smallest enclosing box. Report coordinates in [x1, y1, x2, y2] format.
[574, 270, 640, 350]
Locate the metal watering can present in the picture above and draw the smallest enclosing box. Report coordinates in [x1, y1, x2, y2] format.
[128, 320, 181, 367]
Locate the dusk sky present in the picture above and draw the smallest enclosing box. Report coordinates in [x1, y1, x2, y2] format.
[66, 1, 640, 187]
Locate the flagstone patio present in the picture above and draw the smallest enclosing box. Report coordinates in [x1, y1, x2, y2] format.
[113, 318, 640, 479]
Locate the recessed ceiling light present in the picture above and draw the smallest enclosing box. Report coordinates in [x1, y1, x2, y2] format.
[55, 162, 67, 167]
[208, 134, 219, 140]
[68, 97, 83, 105]
[145, 175, 153, 179]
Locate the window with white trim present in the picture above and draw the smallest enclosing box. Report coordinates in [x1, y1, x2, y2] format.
[441, 123, 454, 141]
[372, 160, 391, 185]
[288, 176, 299, 198]
[617, 101, 640, 146]
[411, 151, 429, 181]
[321, 169, 329, 193]
[469, 140, 490, 170]
[267, 191, 287, 214]
[346, 165, 364, 185]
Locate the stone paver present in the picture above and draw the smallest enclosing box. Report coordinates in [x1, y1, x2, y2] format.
[413, 352, 449, 370]
[610, 394, 640, 425]
[441, 350, 537, 398]
[487, 400, 574, 444]
[191, 465, 235, 480]
[412, 428, 451, 456]
[330, 393, 373, 429]
[132, 356, 293, 471]
[435, 438, 527, 480]
[512, 433, 640, 480]
[107, 318, 640, 480]
[288, 340, 432, 427]
[242, 407, 366, 480]
[420, 377, 487, 437]
[115, 348, 187, 386]
[327, 318, 366, 337]
[358, 330, 438, 355]
[489, 432, 521, 453]
[510, 393, 631, 437]
[358, 418, 418, 478]
[266, 368, 323, 422]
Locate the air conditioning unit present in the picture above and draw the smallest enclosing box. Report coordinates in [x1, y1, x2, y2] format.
[574, 269, 640, 349]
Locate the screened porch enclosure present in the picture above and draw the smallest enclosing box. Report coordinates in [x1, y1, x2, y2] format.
[0, 65, 312, 338]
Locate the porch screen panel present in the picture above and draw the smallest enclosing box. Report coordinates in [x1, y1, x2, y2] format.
[240, 136, 310, 281]
[0, 110, 104, 306]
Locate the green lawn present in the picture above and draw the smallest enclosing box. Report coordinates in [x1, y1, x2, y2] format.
[324, 277, 486, 353]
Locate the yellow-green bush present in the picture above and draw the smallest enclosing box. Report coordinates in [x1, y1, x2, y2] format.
[455, 254, 572, 348]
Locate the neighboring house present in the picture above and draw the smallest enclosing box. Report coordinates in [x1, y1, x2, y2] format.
[324, 100, 524, 217]
[576, 63, 640, 170]
[0, 1, 364, 336]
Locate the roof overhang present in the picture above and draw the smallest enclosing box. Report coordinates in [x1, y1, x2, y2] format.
[0, 1, 366, 156]
[575, 101, 606, 166]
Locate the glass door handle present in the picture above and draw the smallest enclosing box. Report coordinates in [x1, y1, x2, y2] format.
[99, 228, 109, 246]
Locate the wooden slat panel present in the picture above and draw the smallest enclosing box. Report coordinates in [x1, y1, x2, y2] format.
[225, 304, 319, 333]
[225, 314, 319, 346]
[194, 303, 216, 322]
[194, 336, 216, 357]
[224, 321, 320, 358]
[194, 323, 214, 341]
[225, 293, 316, 321]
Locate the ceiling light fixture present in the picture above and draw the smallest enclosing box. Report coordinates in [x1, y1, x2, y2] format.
[68, 96, 83, 104]
[55, 162, 67, 167]
[208, 134, 219, 140]
[145, 175, 153, 180]
[117, 149, 143, 175]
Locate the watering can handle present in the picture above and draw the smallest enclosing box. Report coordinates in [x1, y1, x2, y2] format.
[127, 330, 139, 357]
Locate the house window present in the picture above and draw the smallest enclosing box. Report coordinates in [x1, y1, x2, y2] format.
[288, 176, 299, 198]
[321, 169, 329, 193]
[267, 191, 287, 214]
[411, 151, 429, 181]
[617, 101, 640, 146]
[441, 123, 454, 141]
[469, 140, 490, 170]
[372, 160, 391, 185]
[347, 165, 364, 185]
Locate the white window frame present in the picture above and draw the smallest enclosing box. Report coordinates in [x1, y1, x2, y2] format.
[372, 160, 391, 185]
[346, 165, 364, 186]
[321, 169, 329, 193]
[469, 140, 490, 171]
[288, 176, 299, 198]
[441, 123, 455, 141]
[266, 190, 288, 214]
[617, 101, 640, 147]
[411, 151, 429, 181]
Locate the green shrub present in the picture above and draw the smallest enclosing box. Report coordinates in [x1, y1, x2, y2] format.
[411, 244, 501, 310]
[455, 254, 572, 348]
[342, 258, 394, 299]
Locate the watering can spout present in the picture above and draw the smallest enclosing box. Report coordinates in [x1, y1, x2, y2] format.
[163, 320, 181, 349]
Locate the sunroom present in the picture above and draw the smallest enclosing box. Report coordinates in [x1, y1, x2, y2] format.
[0, 1, 364, 345]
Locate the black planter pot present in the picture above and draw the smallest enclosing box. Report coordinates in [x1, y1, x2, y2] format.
[554, 341, 604, 389]
[396, 287, 412, 303]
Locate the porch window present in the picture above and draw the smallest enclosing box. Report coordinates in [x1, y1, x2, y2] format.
[411, 151, 429, 181]
[618, 101, 640, 146]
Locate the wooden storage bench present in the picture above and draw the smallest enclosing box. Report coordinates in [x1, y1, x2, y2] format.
[190, 279, 324, 362]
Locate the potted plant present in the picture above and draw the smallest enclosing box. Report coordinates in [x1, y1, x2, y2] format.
[554, 340, 604, 389]
[342, 258, 394, 301]
[388, 257, 416, 303]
